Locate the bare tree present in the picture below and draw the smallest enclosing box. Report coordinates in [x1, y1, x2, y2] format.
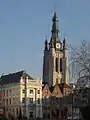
[69, 40, 90, 88]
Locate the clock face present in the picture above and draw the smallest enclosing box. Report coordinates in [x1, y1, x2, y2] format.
[56, 43, 60, 49]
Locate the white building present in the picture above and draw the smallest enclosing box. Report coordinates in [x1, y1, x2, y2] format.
[0, 70, 42, 119]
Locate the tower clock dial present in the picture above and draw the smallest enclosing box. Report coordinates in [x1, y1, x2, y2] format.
[56, 43, 60, 49]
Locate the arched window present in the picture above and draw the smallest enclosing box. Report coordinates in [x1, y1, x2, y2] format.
[56, 58, 58, 72]
[60, 58, 62, 72]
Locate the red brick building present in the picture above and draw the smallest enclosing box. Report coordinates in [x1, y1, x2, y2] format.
[42, 82, 72, 119]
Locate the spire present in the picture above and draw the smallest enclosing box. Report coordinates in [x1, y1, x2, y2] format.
[51, 12, 59, 41]
[63, 37, 67, 49]
[49, 37, 54, 48]
[44, 36, 48, 51]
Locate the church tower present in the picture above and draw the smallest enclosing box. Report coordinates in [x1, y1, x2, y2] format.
[43, 12, 69, 86]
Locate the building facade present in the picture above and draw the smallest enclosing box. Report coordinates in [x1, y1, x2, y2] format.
[0, 71, 42, 119]
[43, 12, 69, 86]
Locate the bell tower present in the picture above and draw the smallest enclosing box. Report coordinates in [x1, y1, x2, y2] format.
[43, 12, 69, 86]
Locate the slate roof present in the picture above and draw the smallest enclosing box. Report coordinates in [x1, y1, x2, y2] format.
[0, 70, 34, 85]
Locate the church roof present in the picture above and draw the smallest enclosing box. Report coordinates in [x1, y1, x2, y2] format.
[51, 83, 63, 97]
[49, 86, 54, 93]
[42, 83, 71, 96]
[0, 70, 34, 85]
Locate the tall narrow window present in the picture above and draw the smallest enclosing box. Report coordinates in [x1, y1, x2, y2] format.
[6, 99, 8, 105]
[10, 98, 11, 104]
[56, 58, 58, 72]
[16, 108, 18, 115]
[60, 58, 62, 72]
[6, 90, 8, 96]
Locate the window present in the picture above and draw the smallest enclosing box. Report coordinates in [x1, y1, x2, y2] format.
[22, 89, 25, 93]
[16, 108, 18, 115]
[6, 90, 8, 96]
[10, 89, 11, 96]
[29, 112, 33, 118]
[29, 98, 33, 103]
[37, 98, 40, 104]
[22, 98, 25, 103]
[60, 58, 62, 72]
[30, 90, 33, 94]
[37, 90, 40, 94]
[56, 58, 58, 72]
[6, 99, 8, 105]
[10, 98, 11, 104]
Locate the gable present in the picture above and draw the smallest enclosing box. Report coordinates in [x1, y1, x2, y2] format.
[51, 84, 63, 98]
[42, 84, 51, 97]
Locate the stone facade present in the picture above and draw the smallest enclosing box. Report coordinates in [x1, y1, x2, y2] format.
[0, 71, 43, 119]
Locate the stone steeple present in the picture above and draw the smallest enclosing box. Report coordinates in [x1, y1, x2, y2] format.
[43, 12, 69, 86]
[51, 12, 59, 41]
[44, 36, 48, 51]
[63, 37, 67, 49]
